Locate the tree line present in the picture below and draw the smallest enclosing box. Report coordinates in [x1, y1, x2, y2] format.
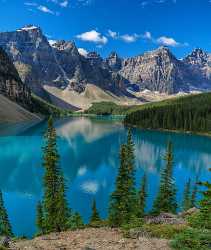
[124, 93, 211, 133]
[0, 118, 210, 241]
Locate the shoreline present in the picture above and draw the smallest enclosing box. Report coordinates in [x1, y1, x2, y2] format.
[124, 123, 211, 138]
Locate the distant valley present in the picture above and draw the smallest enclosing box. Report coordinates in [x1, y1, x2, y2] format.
[1, 25, 211, 112]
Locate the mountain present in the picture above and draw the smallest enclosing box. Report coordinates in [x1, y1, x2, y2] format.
[0, 47, 40, 122]
[0, 47, 32, 108]
[0, 25, 127, 110]
[119, 47, 193, 94]
[106, 52, 122, 72]
[1, 25, 211, 110]
[183, 48, 211, 89]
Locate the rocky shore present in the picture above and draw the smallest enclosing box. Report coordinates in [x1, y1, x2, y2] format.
[10, 228, 171, 250]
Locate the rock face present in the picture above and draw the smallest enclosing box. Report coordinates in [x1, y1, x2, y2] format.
[1, 25, 211, 107]
[0, 25, 126, 105]
[106, 52, 122, 72]
[0, 26, 68, 99]
[120, 47, 192, 94]
[183, 48, 211, 89]
[0, 46, 32, 109]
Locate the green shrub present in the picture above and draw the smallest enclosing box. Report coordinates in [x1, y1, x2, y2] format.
[171, 228, 211, 250]
[67, 213, 85, 230]
[142, 224, 187, 239]
[89, 220, 108, 228]
[0, 246, 8, 250]
[120, 217, 144, 238]
[188, 212, 211, 230]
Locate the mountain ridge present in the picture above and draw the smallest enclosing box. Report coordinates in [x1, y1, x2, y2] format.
[0, 46, 42, 123]
[1, 25, 211, 110]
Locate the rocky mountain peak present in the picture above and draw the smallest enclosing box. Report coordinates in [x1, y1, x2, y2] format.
[108, 51, 119, 59]
[87, 51, 101, 59]
[106, 52, 122, 71]
[52, 40, 76, 51]
[0, 47, 32, 109]
[184, 48, 209, 66]
[149, 46, 176, 60]
[16, 25, 44, 40]
[87, 52, 103, 66]
[17, 25, 40, 32]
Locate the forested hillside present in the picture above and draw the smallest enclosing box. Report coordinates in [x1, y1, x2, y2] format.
[124, 93, 211, 133]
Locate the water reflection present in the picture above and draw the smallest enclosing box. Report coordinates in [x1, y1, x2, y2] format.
[0, 117, 210, 237]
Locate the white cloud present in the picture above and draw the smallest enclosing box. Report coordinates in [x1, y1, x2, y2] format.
[77, 0, 93, 6]
[140, 0, 177, 8]
[24, 2, 37, 6]
[142, 31, 152, 40]
[48, 0, 69, 7]
[78, 48, 88, 57]
[77, 166, 87, 176]
[157, 36, 180, 47]
[76, 30, 108, 44]
[37, 5, 55, 14]
[81, 180, 99, 194]
[108, 30, 118, 39]
[60, 0, 69, 7]
[120, 34, 139, 43]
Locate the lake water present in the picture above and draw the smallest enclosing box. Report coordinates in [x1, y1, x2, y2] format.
[0, 117, 210, 237]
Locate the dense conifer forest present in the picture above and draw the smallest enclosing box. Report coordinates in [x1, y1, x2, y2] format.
[124, 93, 211, 133]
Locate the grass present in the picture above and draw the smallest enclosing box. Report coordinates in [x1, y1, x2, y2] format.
[85, 92, 211, 116]
[31, 94, 72, 117]
[171, 228, 211, 250]
[141, 224, 188, 239]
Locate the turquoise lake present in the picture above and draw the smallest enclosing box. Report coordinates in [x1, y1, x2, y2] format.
[0, 117, 210, 237]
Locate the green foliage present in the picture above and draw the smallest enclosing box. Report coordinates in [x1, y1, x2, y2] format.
[0, 190, 13, 237]
[171, 228, 211, 250]
[68, 212, 84, 230]
[36, 202, 44, 235]
[124, 92, 211, 133]
[85, 102, 132, 115]
[32, 94, 71, 117]
[121, 216, 144, 237]
[89, 200, 101, 226]
[197, 168, 211, 229]
[38, 117, 70, 234]
[108, 129, 137, 227]
[182, 179, 192, 211]
[0, 246, 8, 250]
[190, 178, 198, 208]
[137, 174, 147, 218]
[54, 175, 70, 231]
[142, 224, 187, 239]
[152, 141, 177, 215]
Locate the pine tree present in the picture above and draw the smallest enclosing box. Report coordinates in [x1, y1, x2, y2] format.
[108, 129, 137, 226]
[109, 145, 127, 226]
[108, 144, 130, 226]
[182, 179, 191, 211]
[0, 190, 13, 237]
[125, 129, 137, 218]
[68, 212, 84, 230]
[198, 168, 211, 229]
[152, 141, 177, 215]
[190, 177, 198, 208]
[90, 200, 101, 225]
[36, 201, 45, 235]
[55, 175, 70, 232]
[137, 174, 147, 218]
[42, 117, 69, 233]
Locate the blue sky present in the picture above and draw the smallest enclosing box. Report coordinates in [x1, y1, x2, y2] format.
[0, 0, 211, 58]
